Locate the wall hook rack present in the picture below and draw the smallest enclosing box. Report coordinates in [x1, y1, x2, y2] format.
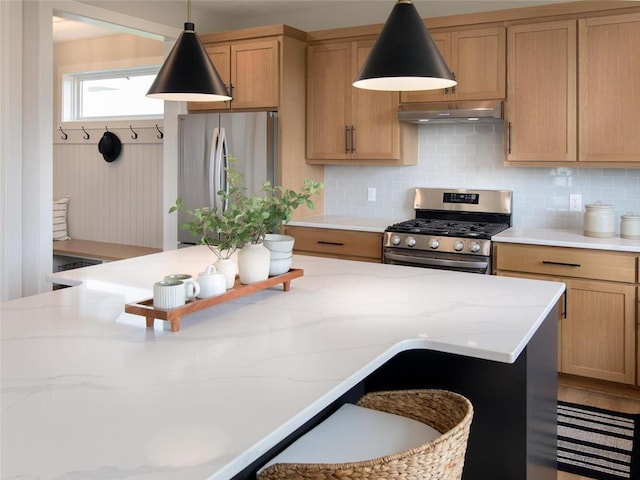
[59, 126, 68, 140]
[155, 124, 164, 139]
[129, 125, 138, 140]
[81, 126, 90, 140]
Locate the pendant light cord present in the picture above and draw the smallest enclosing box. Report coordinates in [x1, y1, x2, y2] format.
[187, 0, 191, 23]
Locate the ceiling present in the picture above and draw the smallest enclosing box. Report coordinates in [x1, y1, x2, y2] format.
[52, 0, 579, 43]
[52, 16, 120, 43]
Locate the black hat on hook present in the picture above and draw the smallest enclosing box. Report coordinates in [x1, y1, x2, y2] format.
[98, 131, 122, 163]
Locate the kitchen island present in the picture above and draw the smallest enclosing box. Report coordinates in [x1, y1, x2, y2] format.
[1, 247, 564, 480]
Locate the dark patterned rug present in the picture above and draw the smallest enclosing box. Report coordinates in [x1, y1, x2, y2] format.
[558, 401, 640, 479]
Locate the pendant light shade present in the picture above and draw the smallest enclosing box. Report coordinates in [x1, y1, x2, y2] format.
[146, 22, 231, 102]
[353, 0, 456, 91]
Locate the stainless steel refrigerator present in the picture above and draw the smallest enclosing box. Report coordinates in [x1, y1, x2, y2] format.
[177, 111, 278, 247]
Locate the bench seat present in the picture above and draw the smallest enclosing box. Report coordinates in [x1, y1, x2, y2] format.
[53, 239, 161, 262]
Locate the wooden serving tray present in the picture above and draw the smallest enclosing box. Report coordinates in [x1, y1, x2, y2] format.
[125, 269, 303, 332]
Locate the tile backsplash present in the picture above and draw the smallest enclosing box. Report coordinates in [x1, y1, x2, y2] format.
[324, 124, 640, 232]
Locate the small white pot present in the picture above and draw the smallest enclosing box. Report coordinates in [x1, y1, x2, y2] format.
[237, 243, 270, 285]
[215, 258, 238, 289]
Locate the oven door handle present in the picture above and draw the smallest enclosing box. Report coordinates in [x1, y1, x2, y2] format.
[384, 252, 489, 271]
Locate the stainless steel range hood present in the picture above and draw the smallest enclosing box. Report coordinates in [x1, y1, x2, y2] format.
[398, 100, 503, 124]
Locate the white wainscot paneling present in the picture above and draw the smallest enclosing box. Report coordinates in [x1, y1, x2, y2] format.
[53, 135, 162, 248]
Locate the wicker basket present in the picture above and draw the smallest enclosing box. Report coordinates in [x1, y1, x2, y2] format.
[258, 389, 473, 480]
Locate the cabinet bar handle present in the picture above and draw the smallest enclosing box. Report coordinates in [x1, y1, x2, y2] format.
[344, 126, 349, 153]
[444, 72, 456, 95]
[542, 260, 581, 267]
[350, 126, 356, 153]
[317, 241, 345, 246]
[507, 122, 512, 155]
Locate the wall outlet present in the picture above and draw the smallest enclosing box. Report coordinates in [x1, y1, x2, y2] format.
[569, 194, 582, 212]
[367, 187, 376, 202]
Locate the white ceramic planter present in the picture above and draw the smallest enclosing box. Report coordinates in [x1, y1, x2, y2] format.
[215, 258, 238, 289]
[237, 244, 270, 284]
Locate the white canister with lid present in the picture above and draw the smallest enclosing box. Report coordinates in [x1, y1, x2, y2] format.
[620, 212, 640, 239]
[583, 202, 615, 238]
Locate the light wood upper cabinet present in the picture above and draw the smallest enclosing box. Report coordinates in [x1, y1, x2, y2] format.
[188, 39, 279, 111]
[505, 20, 577, 164]
[306, 43, 350, 160]
[351, 43, 402, 161]
[505, 12, 640, 167]
[579, 13, 640, 164]
[306, 40, 417, 165]
[400, 27, 505, 103]
[399, 32, 451, 103]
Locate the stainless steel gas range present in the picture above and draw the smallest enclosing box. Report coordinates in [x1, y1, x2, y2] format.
[383, 188, 513, 274]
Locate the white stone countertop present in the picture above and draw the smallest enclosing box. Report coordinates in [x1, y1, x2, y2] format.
[286, 215, 395, 233]
[2, 247, 564, 480]
[494, 227, 640, 253]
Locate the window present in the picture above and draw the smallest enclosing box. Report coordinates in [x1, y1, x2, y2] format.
[62, 66, 163, 121]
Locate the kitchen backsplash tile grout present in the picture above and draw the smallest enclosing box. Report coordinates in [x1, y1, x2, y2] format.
[324, 124, 640, 231]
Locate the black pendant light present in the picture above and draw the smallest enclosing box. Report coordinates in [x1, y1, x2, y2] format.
[353, 0, 456, 91]
[146, 0, 231, 102]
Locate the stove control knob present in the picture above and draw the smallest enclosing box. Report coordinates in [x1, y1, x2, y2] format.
[406, 236, 416, 247]
[469, 241, 481, 254]
[428, 238, 440, 249]
[391, 235, 401, 246]
[454, 240, 464, 252]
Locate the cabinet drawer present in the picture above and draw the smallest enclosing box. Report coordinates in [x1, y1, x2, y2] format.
[494, 243, 637, 283]
[285, 226, 382, 262]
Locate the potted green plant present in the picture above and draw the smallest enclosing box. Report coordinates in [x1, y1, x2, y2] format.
[170, 161, 323, 285]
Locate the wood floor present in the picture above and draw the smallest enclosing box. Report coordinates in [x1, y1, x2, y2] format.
[556, 374, 640, 480]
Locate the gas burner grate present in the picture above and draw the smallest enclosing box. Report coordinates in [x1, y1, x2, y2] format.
[387, 219, 510, 239]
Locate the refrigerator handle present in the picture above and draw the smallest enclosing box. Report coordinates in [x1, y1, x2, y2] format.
[214, 127, 227, 212]
[209, 127, 219, 210]
[220, 129, 229, 211]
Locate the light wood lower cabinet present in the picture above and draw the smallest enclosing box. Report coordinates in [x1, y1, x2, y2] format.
[562, 279, 636, 384]
[494, 243, 638, 385]
[284, 226, 382, 263]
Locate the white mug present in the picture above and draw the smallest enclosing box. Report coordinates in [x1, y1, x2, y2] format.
[153, 280, 186, 309]
[164, 274, 200, 301]
[197, 265, 227, 298]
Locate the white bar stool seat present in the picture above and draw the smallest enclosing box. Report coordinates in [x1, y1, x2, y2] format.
[257, 389, 473, 480]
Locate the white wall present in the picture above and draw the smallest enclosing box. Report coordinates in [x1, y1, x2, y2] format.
[0, 0, 24, 301]
[2, 0, 181, 299]
[325, 124, 640, 232]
